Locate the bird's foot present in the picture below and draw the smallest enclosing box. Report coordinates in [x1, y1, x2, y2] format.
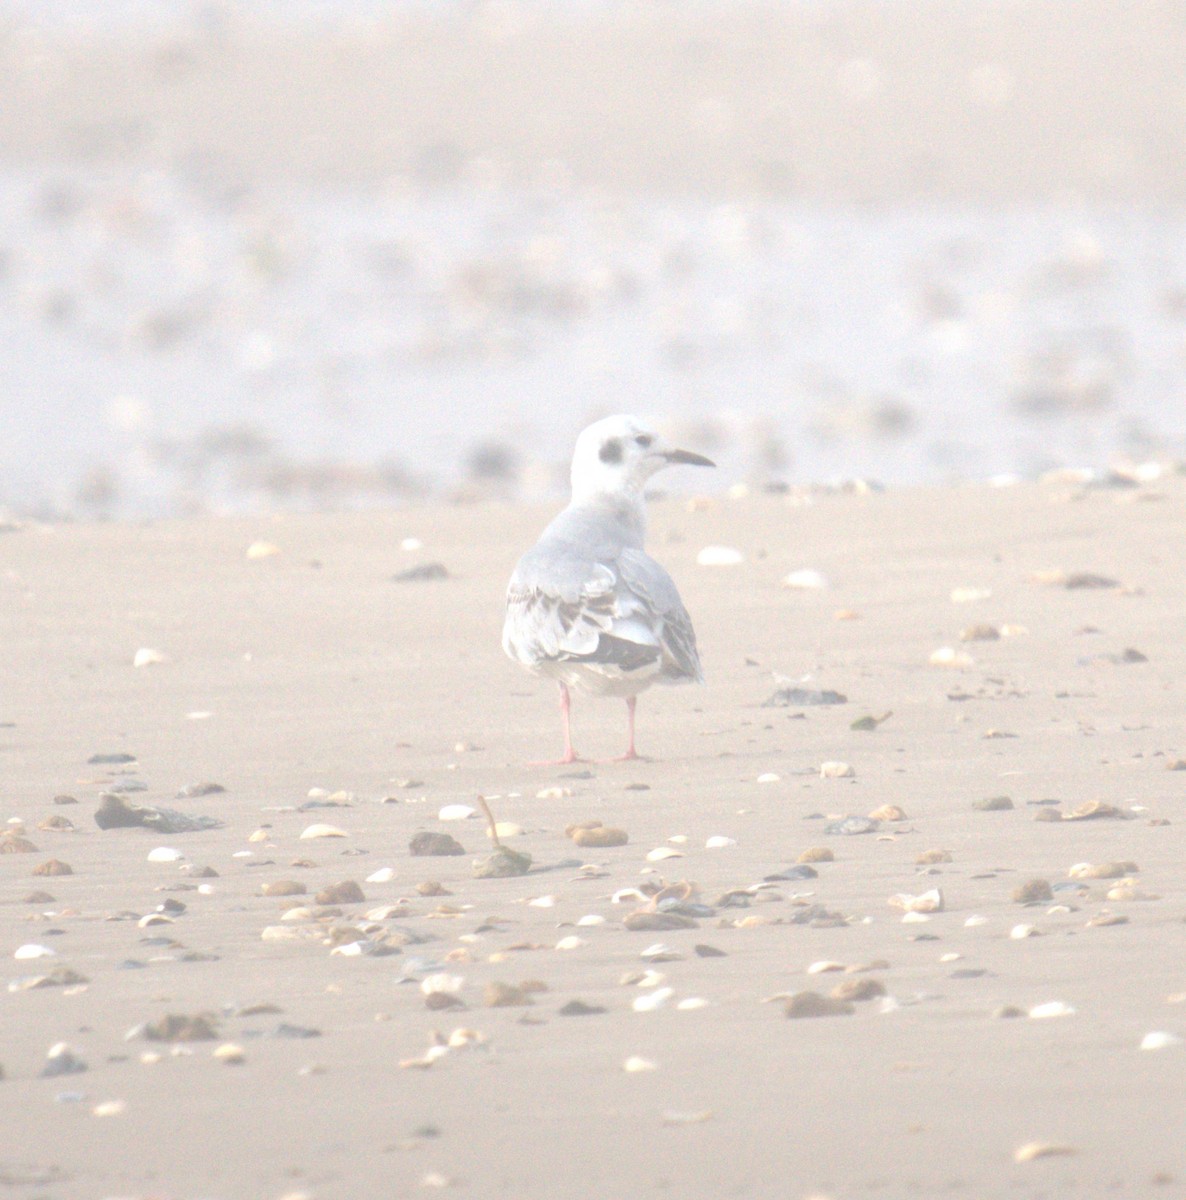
[527, 752, 587, 767]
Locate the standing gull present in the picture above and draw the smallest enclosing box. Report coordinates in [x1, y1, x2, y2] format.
[503, 415, 715, 763]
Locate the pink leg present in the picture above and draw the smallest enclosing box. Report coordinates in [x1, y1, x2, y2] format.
[608, 696, 641, 761]
[529, 682, 583, 766]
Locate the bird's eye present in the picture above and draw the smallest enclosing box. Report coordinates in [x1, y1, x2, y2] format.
[634, 434, 653, 448]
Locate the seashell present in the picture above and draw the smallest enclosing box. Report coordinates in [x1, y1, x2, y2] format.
[830, 978, 886, 1002]
[438, 804, 476, 821]
[888, 889, 943, 913]
[1068, 861, 1138, 880]
[133, 647, 167, 667]
[783, 568, 828, 589]
[622, 969, 666, 988]
[1086, 911, 1128, 927]
[299, 824, 347, 839]
[705, 836, 736, 849]
[494, 822, 523, 838]
[245, 541, 280, 559]
[528, 895, 556, 908]
[1011, 879, 1053, 904]
[1028, 1001, 1075, 1019]
[213, 1043, 246, 1064]
[696, 545, 744, 566]
[929, 646, 974, 668]
[137, 914, 173, 928]
[645, 846, 684, 862]
[807, 961, 846, 975]
[1, 834, 38, 853]
[632, 987, 674, 1012]
[1014, 1142, 1077, 1162]
[420, 974, 464, 997]
[572, 826, 629, 848]
[964, 915, 988, 927]
[365, 867, 395, 883]
[92, 1100, 126, 1117]
[1106, 882, 1158, 901]
[537, 787, 572, 800]
[623, 1056, 657, 1072]
[1140, 1031, 1182, 1050]
[1062, 800, 1123, 821]
[756, 773, 781, 783]
[14, 944, 55, 960]
[798, 847, 834, 863]
[576, 914, 606, 927]
[868, 804, 906, 821]
[147, 847, 184, 863]
[916, 848, 952, 864]
[555, 936, 585, 951]
[819, 761, 855, 779]
[1010, 924, 1038, 939]
[901, 911, 931, 923]
[280, 906, 316, 921]
[640, 944, 682, 962]
[950, 587, 991, 603]
[784, 991, 855, 1018]
[676, 997, 709, 1010]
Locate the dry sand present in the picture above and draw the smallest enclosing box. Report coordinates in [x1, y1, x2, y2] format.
[3, 475, 1186, 1198]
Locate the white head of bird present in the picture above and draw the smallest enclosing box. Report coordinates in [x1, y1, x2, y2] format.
[570, 415, 715, 504]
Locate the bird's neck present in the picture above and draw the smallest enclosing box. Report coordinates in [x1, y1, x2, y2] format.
[569, 488, 647, 547]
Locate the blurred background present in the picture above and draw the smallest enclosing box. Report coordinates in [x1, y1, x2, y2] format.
[1, 0, 1184, 519]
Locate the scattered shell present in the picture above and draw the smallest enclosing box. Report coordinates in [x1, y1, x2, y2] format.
[366, 867, 395, 883]
[133, 647, 167, 667]
[623, 1056, 657, 1072]
[213, 1043, 246, 1064]
[820, 760, 855, 779]
[756, 772, 781, 783]
[555, 936, 585, 951]
[146, 847, 184, 863]
[1068, 861, 1138, 880]
[830, 978, 886, 1002]
[571, 826, 629, 848]
[14, 944, 55, 960]
[784, 991, 855, 1018]
[315, 881, 365, 905]
[783, 568, 828, 589]
[704, 835, 736, 849]
[299, 824, 347, 839]
[537, 787, 572, 800]
[868, 804, 906, 821]
[245, 540, 281, 559]
[696, 545, 745, 566]
[33, 858, 73, 875]
[889, 889, 943, 914]
[929, 647, 974, 668]
[1012, 879, 1053, 904]
[950, 587, 992, 603]
[645, 846, 684, 862]
[1010, 924, 1038, 939]
[916, 848, 952, 865]
[632, 987, 674, 1013]
[1140, 1031, 1182, 1051]
[438, 804, 476, 821]
[92, 1100, 126, 1117]
[1063, 801, 1124, 821]
[1028, 1001, 1075, 1019]
[798, 847, 834, 863]
[676, 997, 709, 1010]
[1014, 1142, 1077, 1162]
[260, 880, 306, 897]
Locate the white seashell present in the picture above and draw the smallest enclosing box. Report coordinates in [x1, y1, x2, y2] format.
[137, 914, 173, 928]
[646, 847, 684, 862]
[365, 905, 404, 921]
[185, 711, 213, 720]
[705, 835, 736, 849]
[950, 587, 992, 603]
[231, 850, 253, 859]
[92, 1100, 126, 1117]
[929, 646, 974, 668]
[889, 889, 943, 913]
[1140, 1031, 1182, 1050]
[632, 987, 674, 1013]
[438, 804, 476, 821]
[668, 834, 689, 845]
[366, 867, 395, 883]
[555, 936, 585, 950]
[281, 906, 315, 922]
[756, 773, 781, 784]
[807, 960, 846, 975]
[213, 1043, 246, 1063]
[447, 1028, 485, 1049]
[146, 847, 184, 863]
[612, 887, 648, 903]
[964, 914, 988, 927]
[420, 974, 464, 997]
[245, 541, 280, 559]
[676, 997, 710, 1010]
[623, 1056, 657, 1072]
[299, 824, 347, 839]
[696, 545, 745, 567]
[330, 942, 365, 956]
[306, 788, 330, 800]
[133, 647, 166, 667]
[819, 761, 855, 779]
[535, 787, 571, 800]
[400, 537, 423, 551]
[640, 943, 681, 962]
[527, 895, 556, 908]
[1010, 924, 1038, 939]
[1028, 1001, 1075, 1019]
[494, 822, 523, 838]
[939, 952, 962, 963]
[783, 568, 828, 590]
[197, 884, 214, 895]
[576, 914, 606, 927]
[901, 911, 931, 923]
[14, 944, 54, 960]
[877, 995, 901, 1014]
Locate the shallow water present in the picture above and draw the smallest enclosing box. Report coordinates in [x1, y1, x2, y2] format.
[2, 163, 1184, 518]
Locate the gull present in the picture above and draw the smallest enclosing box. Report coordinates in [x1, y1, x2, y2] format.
[503, 415, 715, 763]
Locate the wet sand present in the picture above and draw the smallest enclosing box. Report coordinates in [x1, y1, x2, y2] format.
[4, 475, 1186, 1198]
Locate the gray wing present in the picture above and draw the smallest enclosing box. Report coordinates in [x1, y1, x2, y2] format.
[503, 541, 702, 684]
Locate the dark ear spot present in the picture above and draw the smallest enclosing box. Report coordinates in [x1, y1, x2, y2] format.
[598, 437, 623, 464]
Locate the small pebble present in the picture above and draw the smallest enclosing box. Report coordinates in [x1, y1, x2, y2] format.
[784, 991, 855, 1018]
[1012, 879, 1053, 904]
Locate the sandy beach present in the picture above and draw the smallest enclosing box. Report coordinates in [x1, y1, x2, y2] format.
[4, 474, 1186, 1198]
